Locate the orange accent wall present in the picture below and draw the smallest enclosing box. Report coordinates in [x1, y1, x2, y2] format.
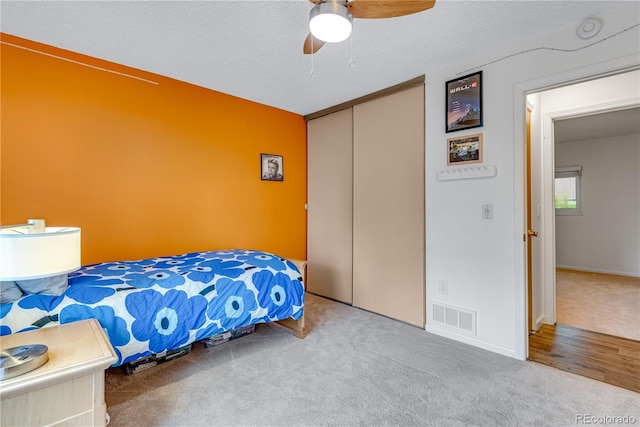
[0, 33, 307, 265]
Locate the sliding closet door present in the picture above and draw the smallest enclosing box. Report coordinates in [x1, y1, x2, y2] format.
[353, 85, 425, 326]
[307, 108, 353, 304]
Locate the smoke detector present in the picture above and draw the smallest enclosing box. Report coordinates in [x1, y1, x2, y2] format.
[577, 17, 602, 40]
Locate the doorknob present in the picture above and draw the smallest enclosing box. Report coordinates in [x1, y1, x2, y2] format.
[527, 230, 539, 237]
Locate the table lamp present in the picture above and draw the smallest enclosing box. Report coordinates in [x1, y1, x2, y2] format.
[0, 219, 81, 380]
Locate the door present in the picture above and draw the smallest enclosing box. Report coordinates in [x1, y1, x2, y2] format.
[526, 105, 538, 333]
[526, 106, 533, 333]
[307, 108, 354, 304]
[352, 84, 425, 327]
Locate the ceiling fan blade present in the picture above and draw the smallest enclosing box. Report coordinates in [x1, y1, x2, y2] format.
[348, 0, 436, 19]
[303, 33, 325, 54]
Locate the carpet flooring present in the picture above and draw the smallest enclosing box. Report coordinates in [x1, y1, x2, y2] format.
[105, 293, 639, 426]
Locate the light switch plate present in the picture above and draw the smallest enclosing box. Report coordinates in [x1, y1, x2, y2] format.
[482, 204, 493, 219]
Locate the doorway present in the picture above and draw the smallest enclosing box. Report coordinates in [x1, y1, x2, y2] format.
[553, 106, 639, 340]
[524, 70, 640, 390]
[526, 71, 640, 337]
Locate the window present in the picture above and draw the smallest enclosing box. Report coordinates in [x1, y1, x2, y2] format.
[555, 166, 582, 215]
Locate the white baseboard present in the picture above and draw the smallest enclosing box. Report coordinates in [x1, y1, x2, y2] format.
[425, 323, 521, 360]
[533, 314, 545, 331]
[556, 265, 640, 278]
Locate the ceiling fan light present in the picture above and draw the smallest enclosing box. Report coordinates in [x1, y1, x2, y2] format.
[309, 2, 352, 43]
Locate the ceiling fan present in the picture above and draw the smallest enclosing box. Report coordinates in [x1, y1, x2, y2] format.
[303, 0, 437, 54]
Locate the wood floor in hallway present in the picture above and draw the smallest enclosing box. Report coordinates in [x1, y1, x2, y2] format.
[530, 269, 640, 392]
[529, 324, 640, 392]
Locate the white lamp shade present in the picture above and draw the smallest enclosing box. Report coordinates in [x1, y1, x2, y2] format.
[0, 227, 81, 281]
[309, 2, 352, 43]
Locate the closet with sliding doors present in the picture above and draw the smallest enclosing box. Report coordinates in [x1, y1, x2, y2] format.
[306, 77, 425, 327]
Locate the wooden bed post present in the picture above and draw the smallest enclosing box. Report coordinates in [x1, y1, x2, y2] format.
[276, 259, 307, 339]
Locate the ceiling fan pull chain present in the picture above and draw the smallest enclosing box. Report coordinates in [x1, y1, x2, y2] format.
[349, 23, 355, 68]
[310, 36, 315, 77]
[310, 51, 315, 77]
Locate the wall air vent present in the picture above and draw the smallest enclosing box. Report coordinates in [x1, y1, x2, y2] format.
[432, 302, 477, 335]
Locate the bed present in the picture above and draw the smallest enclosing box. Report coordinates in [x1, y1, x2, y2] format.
[0, 249, 306, 367]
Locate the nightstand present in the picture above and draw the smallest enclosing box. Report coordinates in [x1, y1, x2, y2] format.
[0, 319, 117, 426]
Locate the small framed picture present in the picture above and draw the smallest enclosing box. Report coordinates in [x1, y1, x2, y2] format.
[261, 154, 283, 181]
[446, 71, 483, 133]
[447, 133, 483, 165]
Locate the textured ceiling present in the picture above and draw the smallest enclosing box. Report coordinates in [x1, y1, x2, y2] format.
[0, 0, 631, 115]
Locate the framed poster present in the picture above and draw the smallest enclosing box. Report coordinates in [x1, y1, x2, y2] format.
[446, 71, 483, 133]
[447, 133, 483, 165]
[261, 154, 284, 181]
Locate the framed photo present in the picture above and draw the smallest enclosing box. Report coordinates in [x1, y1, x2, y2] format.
[447, 133, 483, 165]
[261, 154, 283, 181]
[446, 71, 483, 133]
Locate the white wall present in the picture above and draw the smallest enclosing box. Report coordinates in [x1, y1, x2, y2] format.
[423, 2, 640, 359]
[555, 134, 640, 276]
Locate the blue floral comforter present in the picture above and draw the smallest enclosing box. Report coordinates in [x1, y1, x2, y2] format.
[0, 250, 304, 366]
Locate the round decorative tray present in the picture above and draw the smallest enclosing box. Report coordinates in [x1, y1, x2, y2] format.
[0, 344, 49, 380]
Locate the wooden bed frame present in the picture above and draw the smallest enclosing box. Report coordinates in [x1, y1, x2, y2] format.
[276, 259, 307, 339]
